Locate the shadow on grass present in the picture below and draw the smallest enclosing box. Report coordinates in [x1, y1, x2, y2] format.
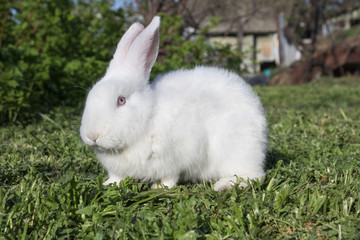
[265, 150, 294, 170]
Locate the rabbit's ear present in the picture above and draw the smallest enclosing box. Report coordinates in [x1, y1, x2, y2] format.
[108, 22, 144, 71]
[126, 16, 160, 81]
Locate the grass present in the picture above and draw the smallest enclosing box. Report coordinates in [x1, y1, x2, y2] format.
[1, 77, 359, 239]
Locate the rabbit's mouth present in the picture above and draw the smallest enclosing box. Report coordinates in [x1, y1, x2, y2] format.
[81, 131, 126, 153]
[94, 144, 125, 155]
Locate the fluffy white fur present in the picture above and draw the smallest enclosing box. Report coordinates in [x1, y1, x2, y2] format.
[80, 16, 268, 191]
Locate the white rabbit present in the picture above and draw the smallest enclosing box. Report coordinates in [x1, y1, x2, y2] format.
[80, 16, 268, 191]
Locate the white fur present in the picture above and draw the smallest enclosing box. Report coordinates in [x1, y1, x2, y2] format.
[80, 16, 268, 191]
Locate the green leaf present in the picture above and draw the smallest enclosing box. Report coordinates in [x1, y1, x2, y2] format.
[76, 205, 96, 216]
[6, 80, 19, 88]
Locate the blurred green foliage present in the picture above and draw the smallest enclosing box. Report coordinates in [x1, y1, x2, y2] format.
[0, 1, 244, 124]
[337, 25, 360, 40]
[0, 0, 125, 123]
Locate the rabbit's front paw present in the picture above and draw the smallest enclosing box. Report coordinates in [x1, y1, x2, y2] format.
[151, 177, 177, 190]
[103, 175, 123, 186]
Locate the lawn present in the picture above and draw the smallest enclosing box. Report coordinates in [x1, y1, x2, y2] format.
[1, 77, 359, 239]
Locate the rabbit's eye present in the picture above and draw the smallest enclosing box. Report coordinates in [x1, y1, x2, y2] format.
[117, 96, 126, 107]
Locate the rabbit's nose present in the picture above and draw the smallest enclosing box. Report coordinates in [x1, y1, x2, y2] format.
[89, 132, 100, 142]
[84, 132, 100, 146]
[80, 125, 101, 146]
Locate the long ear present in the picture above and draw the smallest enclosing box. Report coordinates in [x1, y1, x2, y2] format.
[107, 22, 144, 72]
[125, 16, 160, 81]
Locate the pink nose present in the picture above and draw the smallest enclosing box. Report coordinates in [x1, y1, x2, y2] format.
[89, 132, 99, 142]
[83, 131, 100, 146]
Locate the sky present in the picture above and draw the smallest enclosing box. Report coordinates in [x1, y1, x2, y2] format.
[112, 0, 134, 10]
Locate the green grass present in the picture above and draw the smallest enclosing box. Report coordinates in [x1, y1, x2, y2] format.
[1, 77, 360, 239]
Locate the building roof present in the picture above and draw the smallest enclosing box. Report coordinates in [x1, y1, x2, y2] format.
[207, 16, 278, 36]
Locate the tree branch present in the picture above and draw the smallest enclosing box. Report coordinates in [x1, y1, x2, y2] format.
[0, 0, 16, 49]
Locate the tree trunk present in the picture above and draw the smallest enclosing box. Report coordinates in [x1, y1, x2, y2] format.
[236, 16, 243, 51]
[303, 0, 320, 83]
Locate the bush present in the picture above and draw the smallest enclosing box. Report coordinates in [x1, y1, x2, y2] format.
[0, 0, 126, 123]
